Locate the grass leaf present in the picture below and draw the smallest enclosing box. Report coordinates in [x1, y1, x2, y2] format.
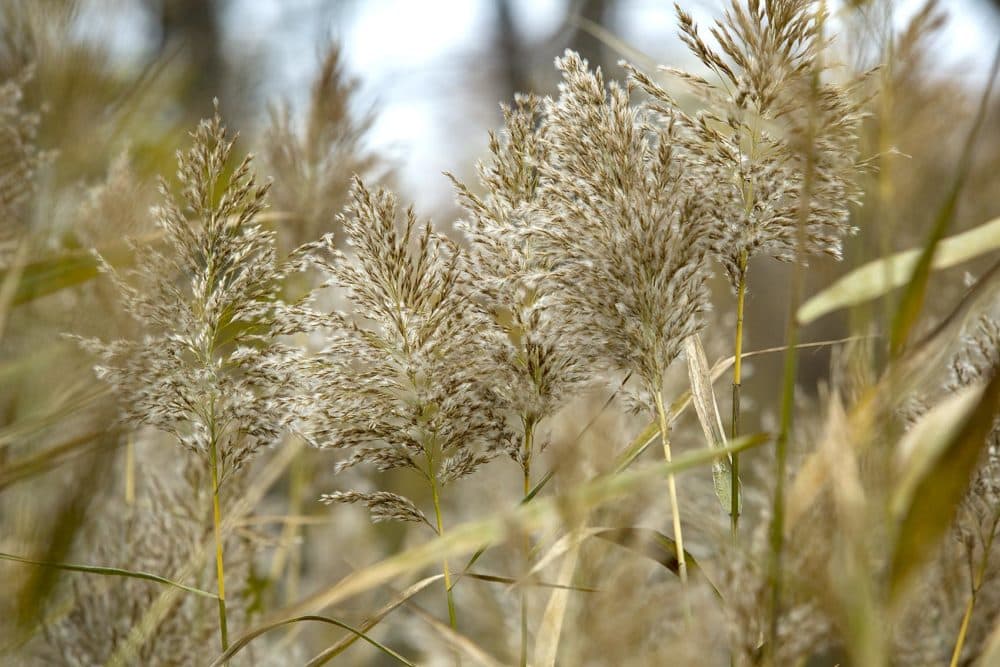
[888, 45, 1000, 357]
[463, 571, 599, 593]
[889, 362, 1000, 602]
[405, 602, 506, 667]
[241, 436, 768, 625]
[684, 334, 740, 514]
[797, 216, 1000, 325]
[891, 382, 985, 518]
[534, 537, 581, 667]
[592, 527, 721, 599]
[0, 551, 219, 600]
[209, 614, 415, 667]
[304, 575, 443, 667]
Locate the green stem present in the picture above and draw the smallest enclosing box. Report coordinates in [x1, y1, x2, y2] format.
[430, 475, 457, 631]
[209, 434, 229, 651]
[654, 391, 688, 594]
[731, 257, 748, 544]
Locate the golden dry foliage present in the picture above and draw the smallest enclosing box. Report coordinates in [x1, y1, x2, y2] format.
[2, 2, 1000, 666]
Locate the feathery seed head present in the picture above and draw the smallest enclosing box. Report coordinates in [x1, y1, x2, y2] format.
[76, 108, 306, 481]
[535, 51, 714, 398]
[304, 178, 510, 524]
[630, 1, 868, 286]
[452, 93, 593, 443]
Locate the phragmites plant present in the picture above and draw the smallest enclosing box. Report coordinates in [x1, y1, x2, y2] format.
[628, 0, 869, 539]
[301, 178, 509, 630]
[929, 307, 1000, 665]
[74, 109, 309, 651]
[7, 0, 1000, 665]
[533, 50, 714, 588]
[450, 92, 595, 666]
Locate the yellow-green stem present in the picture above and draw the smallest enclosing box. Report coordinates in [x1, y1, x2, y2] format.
[949, 517, 998, 667]
[949, 596, 975, 667]
[520, 420, 535, 667]
[208, 435, 229, 651]
[430, 476, 457, 631]
[731, 258, 748, 544]
[124, 434, 135, 506]
[654, 391, 688, 591]
[523, 422, 534, 499]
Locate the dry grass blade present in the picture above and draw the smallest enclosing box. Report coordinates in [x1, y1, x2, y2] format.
[886, 259, 1000, 399]
[405, 602, 506, 667]
[15, 443, 111, 630]
[304, 575, 443, 667]
[0, 385, 110, 449]
[209, 614, 415, 667]
[463, 572, 599, 593]
[789, 266, 1000, 531]
[684, 334, 739, 514]
[981, 620, 1000, 667]
[889, 362, 1000, 603]
[534, 540, 581, 667]
[888, 43, 1000, 357]
[592, 527, 720, 599]
[455, 377, 634, 581]
[0, 429, 114, 491]
[613, 339, 859, 474]
[0, 552, 219, 599]
[0, 239, 28, 340]
[570, 15, 658, 72]
[892, 382, 985, 516]
[797, 216, 1000, 325]
[524, 527, 594, 582]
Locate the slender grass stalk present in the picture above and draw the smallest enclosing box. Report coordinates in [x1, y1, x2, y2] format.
[730, 254, 748, 543]
[124, 434, 135, 506]
[520, 418, 535, 667]
[523, 419, 535, 499]
[208, 431, 229, 651]
[950, 594, 975, 667]
[949, 514, 999, 667]
[430, 473, 457, 630]
[653, 390, 688, 590]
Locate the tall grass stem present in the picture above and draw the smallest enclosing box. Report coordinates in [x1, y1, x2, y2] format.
[520, 420, 535, 667]
[654, 391, 688, 596]
[731, 256, 748, 543]
[209, 434, 229, 652]
[430, 476, 458, 631]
